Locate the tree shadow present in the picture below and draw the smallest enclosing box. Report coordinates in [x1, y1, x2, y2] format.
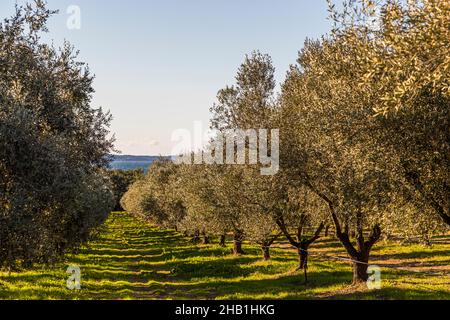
[378, 249, 450, 260]
[154, 265, 351, 300]
[320, 286, 450, 300]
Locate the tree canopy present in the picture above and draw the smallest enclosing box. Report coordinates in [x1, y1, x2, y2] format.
[0, 1, 114, 268]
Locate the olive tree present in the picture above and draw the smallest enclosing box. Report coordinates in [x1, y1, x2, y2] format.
[0, 1, 114, 268]
[210, 51, 276, 131]
[207, 51, 279, 255]
[177, 164, 229, 244]
[273, 186, 329, 283]
[280, 38, 395, 284]
[121, 160, 186, 230]
[206, 165, 249, 255]
[330, 0, 450, 228]
[109, 169, 144, 211]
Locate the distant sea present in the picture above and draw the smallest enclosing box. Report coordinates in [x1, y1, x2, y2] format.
[109, 155, 172, 172]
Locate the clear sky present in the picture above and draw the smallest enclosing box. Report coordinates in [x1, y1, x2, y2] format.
[1, 0, 333, 155]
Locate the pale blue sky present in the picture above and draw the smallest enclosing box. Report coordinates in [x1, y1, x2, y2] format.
[1, 1, 333, 155]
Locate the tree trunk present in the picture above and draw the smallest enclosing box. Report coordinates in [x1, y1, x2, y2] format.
[192, 230, 200, 243]
[335, 225, 380, 285]
[297, 244, 309, 284]
[219, 234, 226, 247]
[298, 246, 308, 270]
[276, 214, 324, 284]
[324, 225, 330, 237]
[350, 248, 370, 284]
[233, 232, 245, 255]
[201, 231, 210, 244]
[261, 246, 271, 261]
[304, 180, 381, 285]
[352, 259, 369, 284]
[233, 240, 245, 255]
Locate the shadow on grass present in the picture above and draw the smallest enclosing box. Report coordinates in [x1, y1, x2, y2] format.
[155, 264, 352, 300]
[374, 249, 450, 261]
[2, 212, 449, 300]
[322, 286, 450, 300]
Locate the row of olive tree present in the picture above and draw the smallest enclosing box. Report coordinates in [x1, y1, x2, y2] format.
[122, 0, 449, 285]
[0, 2, 115, 269]
[109, 169, 145, 211]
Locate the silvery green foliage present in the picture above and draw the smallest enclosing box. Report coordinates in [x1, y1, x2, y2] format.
[374, 95, 450, 228]
[177, 164, 230, 238]
[109, 169, 144, 210]
[381, 202, 448, 246]
[0, 1, 114, 268]
[210, 51, 276, 131]
[121, 160, 186, 230]
[329, 0, 450, 228]
[329, 0, 450, 115]
[280, 38, 396, 283]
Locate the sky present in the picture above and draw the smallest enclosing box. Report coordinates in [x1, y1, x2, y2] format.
[0, 0, 334, 155]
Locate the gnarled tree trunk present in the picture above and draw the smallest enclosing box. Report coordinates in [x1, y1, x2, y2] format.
[261, 246, 271, 261]
[297, 244, 310, 283]
[298, 245, 308, 270]
[352, 257, 369, 284]
[305, 181, 382, 285]
[191, 230, 200, 243]
[258, 234, 280, 261]
[276, 213, 325, 284]
[219, 234, 226, 247]
[335, 220, 381, 285]
[324, 225, 330, 237]
[201, 231, 210, 244]
[232, 231, 245, 255]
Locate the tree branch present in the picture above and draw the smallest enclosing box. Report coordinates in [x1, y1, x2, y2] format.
[304, 222, 325, 247]
[275, 214, 299, 248]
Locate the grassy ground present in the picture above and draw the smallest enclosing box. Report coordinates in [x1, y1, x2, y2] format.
[0, 212, 449, 300]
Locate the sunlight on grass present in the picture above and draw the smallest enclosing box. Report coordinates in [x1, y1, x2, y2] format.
[0, 212, 449, 300]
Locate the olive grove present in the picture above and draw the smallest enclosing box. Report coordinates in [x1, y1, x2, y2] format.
[122, 0, 449, 285]
[0, 2, 114, 268]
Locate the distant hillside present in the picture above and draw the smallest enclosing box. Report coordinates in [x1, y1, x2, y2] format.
[110, 155, 165, 162]
[109, 155, 172, 172]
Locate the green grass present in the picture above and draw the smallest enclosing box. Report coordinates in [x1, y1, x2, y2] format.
[1, 212, 449, 300]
